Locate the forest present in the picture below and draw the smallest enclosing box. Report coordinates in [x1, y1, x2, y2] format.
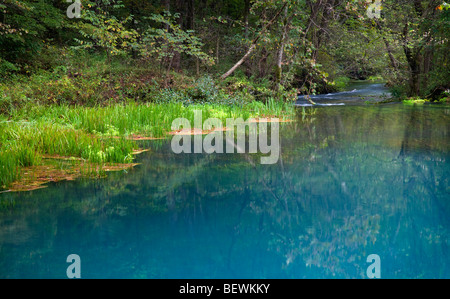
[1, 0, 449, 100]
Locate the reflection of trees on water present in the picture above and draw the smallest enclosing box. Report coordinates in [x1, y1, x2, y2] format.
[0, 105, 449, 278]
[279, 105, 450, 278]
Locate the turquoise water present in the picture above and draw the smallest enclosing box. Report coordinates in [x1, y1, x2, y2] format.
[0, 92, 449, 278]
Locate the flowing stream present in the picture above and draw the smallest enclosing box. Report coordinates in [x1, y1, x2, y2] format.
[296, 81, 391, 106]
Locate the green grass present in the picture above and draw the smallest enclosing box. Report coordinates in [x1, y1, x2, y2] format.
[0, 54, 297, 190]
[9, 99, 294, 137]
[0, 100, 296, 190]
[0, 119, 135, 189]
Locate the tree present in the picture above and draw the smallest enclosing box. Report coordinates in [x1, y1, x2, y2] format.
[0, 0, 64, 75]
[140, 12, 214, 85]
[362, 0, 450, 97]
[71, 0, 139, 63]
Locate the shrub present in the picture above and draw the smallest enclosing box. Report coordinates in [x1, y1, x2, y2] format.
[333, 76, 351, 91]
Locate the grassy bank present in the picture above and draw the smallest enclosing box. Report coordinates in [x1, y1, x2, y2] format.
[0, 100, 296, 191]
[0, 55, 298, 191]
[9, 100, 294, 138]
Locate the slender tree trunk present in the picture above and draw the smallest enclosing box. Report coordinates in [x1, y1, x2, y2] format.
[165, 54, 175, 87]
[161, 0, 172, 74]
[375, 20, 398, 72]
[244, 0, 251, 39]
[243, 0, 252, 77]
[259, 47, 268, 78]
[421, 47, 433, 92]
[196, 58, 200, 76]
[129, 1, 138, 59]
[314, 0, 334, 61]
[186, 0, 195, 30]
[172, 0, 183, 71]
[188, 0, 197, 75]
[216, 36, 220, 64]
[275, 6, 289, 88]
[383, 37, 399, 72]
[305, 0, 323, 60]
[106, 49, 110, 64]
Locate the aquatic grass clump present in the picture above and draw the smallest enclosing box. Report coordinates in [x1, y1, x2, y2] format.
[0, 122, 44, 188]
[13, 142, 42, 167]
[0, 145, 41, 188]
[0, 120, 137, 190]
[39, 125, 135, 164]
[82, 142, 134, 164]
[1, 120, 134, 162]
[0, 148, 20, 189]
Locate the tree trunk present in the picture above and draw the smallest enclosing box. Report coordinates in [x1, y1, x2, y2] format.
[403, 23, 422, 96]
[243, 0, 252, 77]
[216, 36, 220, 64]
[244, 0, 251, 39]
[259, 47, 268, 78]
[221, 44, 257, 80]
[186, 0, 195, 30]
[421, 47, 433, 93]
[275, 6, 289, 88]
[375, 20, 398, 72]
[164, 54, 175, 88]
[172, 0, 184, 71]
[162, 0, 170, 30]
[404, 45, 421, 96]
[383, 37, 398, 72]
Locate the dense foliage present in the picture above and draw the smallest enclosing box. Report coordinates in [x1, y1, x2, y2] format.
[1, 0, 448, 101]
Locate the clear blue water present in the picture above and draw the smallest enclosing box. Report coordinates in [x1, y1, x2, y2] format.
[1, 84, 449, 279]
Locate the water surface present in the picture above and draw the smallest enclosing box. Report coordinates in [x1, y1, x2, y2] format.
[296, 81, 391, 106]
[1, 84, 449, 279]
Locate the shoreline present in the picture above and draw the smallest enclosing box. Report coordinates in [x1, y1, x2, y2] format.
[0, 101, 296, 192]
